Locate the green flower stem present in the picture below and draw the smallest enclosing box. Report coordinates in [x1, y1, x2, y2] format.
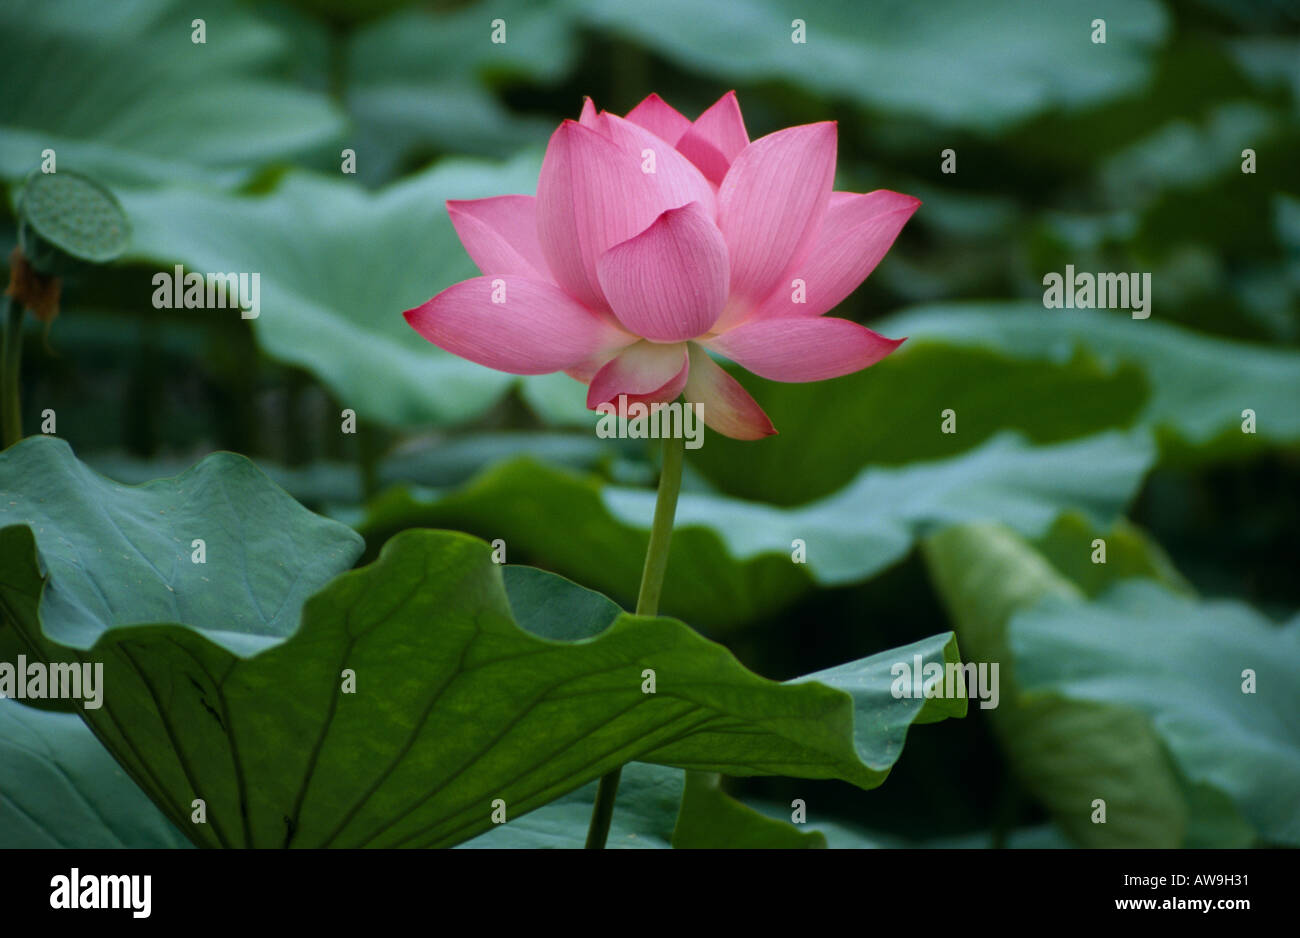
[633, 432, 685, 619]
[1, 294, 23, 448]
[584, 430, 686, 849]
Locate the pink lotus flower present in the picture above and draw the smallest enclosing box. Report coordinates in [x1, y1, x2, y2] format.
[404, 91, 919, 440]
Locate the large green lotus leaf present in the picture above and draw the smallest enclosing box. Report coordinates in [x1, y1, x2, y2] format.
[0, 698, 191, 848]
[361, 431, 1153, 630]
[571, 0, 1165, 131]
[0, 710, 822, 850]
[119, 154, 569, 428]
[347, 0, 578, 183]
[924, 523, 1276, 846]
[0, 437, 364, 653]
[0, 439, 963, 848]
[1013, 581, 1300, 846]
[875, 303, 1300, 454]
[0, 0, 344, 187]
[0, 584, 809, 852]
[0, 433, 365, 710]
[0, 667, 774, 854]
[689, 339, 1147, 505]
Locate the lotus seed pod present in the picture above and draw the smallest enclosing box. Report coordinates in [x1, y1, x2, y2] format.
[16, 170, 130, 278]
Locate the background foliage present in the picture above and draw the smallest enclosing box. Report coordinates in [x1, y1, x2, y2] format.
[1, 0, 1297, 848]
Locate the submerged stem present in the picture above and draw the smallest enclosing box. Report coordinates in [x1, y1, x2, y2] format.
[584, 431, 686, 848]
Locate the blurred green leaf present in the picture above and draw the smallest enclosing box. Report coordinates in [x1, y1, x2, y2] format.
[924, 522, 1291, 846]
[0, 0, 344, 187]
[461, 762, 683, 848]
[572, 0, 1165, 131]
[1003, 34, 1265, 172]
[924, 523, 1194, 846]
[878, 303, 1300, 455]
[1279, 194, 1300, 285]
[347, 0, 578, 182]
[671, 771, 825, 848]
[1229, 38, 1300, 110]
[360, 430, 1153, 629]
[464, 761, 825, 848]
[1029, 512, 1192, 598]
[285, 0, 417, 25]
[1099, 102, 1277, 208]
[82, 431, 630, 507]
[1015, 580, 1300, 846]
[120, 153, 573, 429]
[690, 340, 1147, 506]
